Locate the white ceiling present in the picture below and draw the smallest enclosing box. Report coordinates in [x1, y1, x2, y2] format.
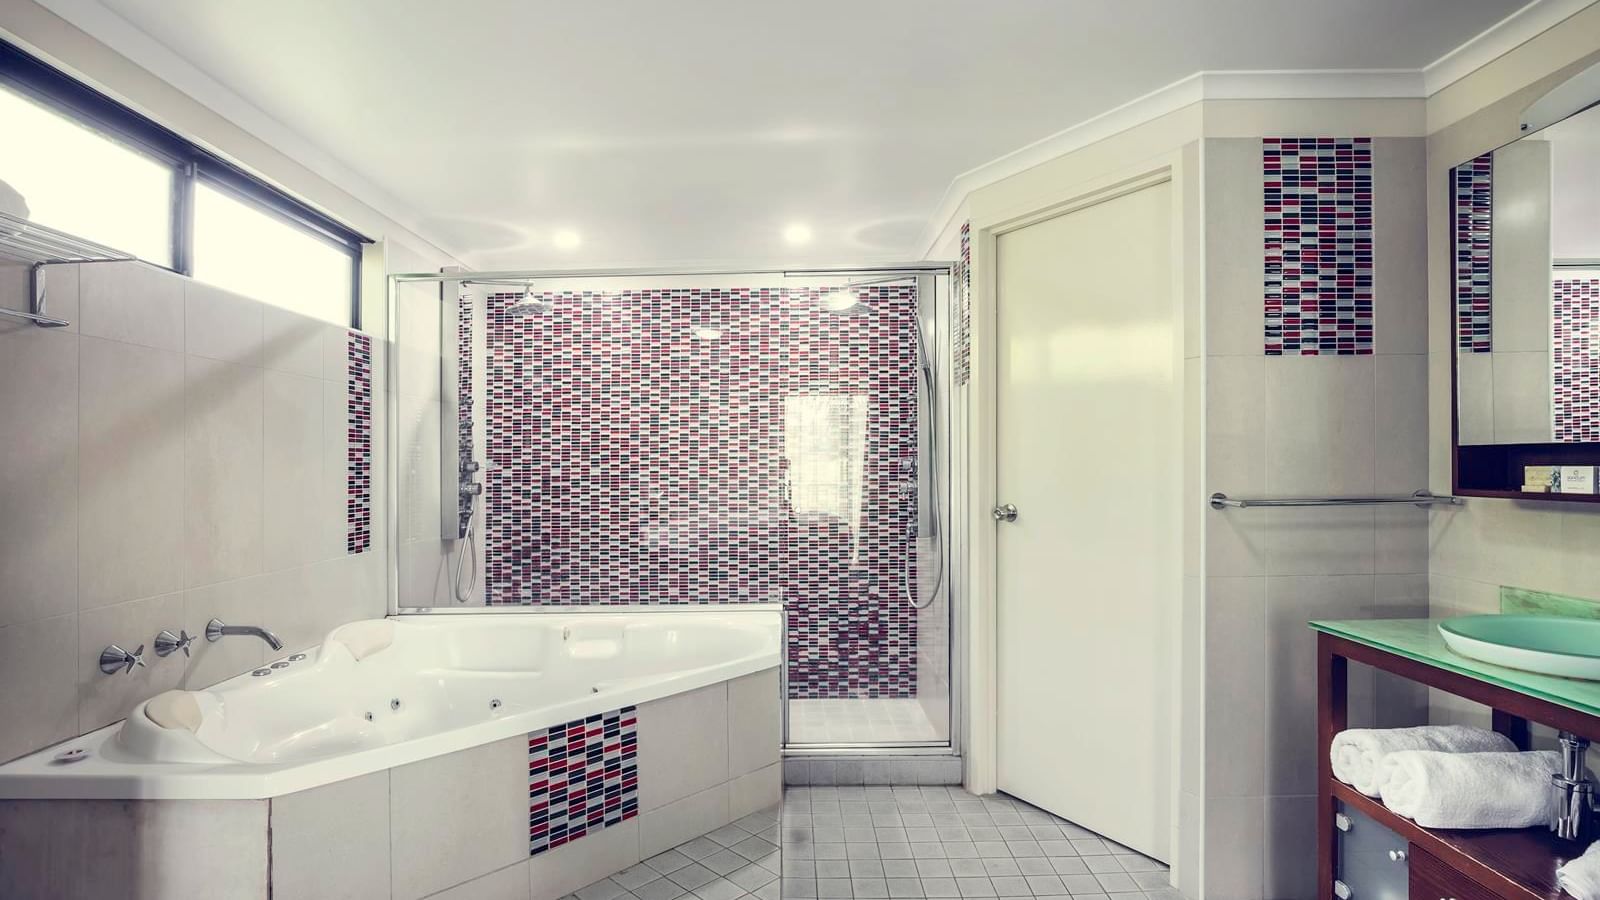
[77, 0, 1532, 268]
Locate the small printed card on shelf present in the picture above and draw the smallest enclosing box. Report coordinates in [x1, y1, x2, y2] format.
[1559, 466, 1596, 494]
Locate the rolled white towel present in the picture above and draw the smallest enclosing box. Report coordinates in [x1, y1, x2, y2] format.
[1378, 749, 1560, 829]
[1559, 840, 1600, 900]
[1329, 725, 1515, 796]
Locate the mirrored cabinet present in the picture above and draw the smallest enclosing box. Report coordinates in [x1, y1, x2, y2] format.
[1452, 92, 1600, 502]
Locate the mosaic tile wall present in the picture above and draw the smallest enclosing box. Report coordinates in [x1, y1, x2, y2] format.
[1263, 137, 1374, 355]
[346, 330, 373, 554]
[1454, 154, 1494, 353]
[482, 286, 920, 699]
[1554, 278, 1600, 443]
[954, 221, 971, 387]
[528, 706, 639, 856]
[457, 290, 474, 538]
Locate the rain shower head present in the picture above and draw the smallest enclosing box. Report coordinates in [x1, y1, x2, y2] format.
[506, 286, 554, 316]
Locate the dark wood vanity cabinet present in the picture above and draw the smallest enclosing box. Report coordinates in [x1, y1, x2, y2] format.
[1315, 622, 1600, 900]
[1408, 845, 1505, 900]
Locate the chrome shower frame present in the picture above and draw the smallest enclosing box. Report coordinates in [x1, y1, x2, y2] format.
[384, 262, 964, 760]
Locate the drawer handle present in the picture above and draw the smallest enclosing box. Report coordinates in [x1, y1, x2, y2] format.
[1388, 849, 1407, 862]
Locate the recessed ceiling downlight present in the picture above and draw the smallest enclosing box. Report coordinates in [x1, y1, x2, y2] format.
[552, 229, 581, 250]
[783, 223, 813, 246]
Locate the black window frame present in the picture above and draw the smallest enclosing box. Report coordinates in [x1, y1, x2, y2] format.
[0, 39, 370, 327]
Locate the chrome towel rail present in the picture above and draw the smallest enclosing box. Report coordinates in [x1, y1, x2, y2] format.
[1208, 490, 1461, 510]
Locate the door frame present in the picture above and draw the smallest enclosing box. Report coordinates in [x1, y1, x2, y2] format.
[965, 153, 1190, 845]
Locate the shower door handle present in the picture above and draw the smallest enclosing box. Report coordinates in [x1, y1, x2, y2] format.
[992, 504, 1018, 523]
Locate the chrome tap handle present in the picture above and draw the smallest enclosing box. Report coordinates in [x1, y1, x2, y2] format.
[98, 644, 146, 675]
[155, 629, 193, 658]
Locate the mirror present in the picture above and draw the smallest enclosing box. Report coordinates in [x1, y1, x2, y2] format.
[1452, 99, 1600, 499]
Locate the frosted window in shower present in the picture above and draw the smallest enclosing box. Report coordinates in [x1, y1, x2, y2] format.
[783, 393, 868, 543]
[0, 84, 174, 265]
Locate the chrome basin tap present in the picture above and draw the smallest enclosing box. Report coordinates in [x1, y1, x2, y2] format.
[206, 618, 284, 652]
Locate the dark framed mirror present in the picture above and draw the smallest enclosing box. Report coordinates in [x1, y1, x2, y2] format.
[1451, 93, 1600, 501]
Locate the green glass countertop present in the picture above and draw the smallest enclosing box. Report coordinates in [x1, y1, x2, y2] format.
[1310, 617, 1600, 718]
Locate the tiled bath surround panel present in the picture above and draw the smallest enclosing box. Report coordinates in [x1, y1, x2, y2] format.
[347, 330, 374, 554]
[1263, 137, 1375, 355]
[530, 706, 641, 856]
[1453, 155, 1494, 352]
[1553, 278, 1600, 443]
[482, 287, 919, 699]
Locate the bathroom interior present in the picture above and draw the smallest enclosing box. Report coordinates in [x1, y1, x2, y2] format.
[9, 2, 1600, 899]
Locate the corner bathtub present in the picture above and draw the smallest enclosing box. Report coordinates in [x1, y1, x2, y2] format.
[0, 607, 781, 800]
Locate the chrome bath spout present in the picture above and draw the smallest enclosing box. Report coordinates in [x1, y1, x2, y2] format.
[205, 618, 284, 652]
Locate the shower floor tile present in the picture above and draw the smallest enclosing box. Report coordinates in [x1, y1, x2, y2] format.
[789, 699, 942, 745]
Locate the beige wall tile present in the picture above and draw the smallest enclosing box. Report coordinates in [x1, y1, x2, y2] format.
[271, 771, 391, 900]
[0, 799, 268, 900]
[185, 279, 263, 366]
[1203, 577, 1265, 799]
[528, 819, 641, 900]
[729, 763, 782, 820]
[1264, 356, 1376, 496]
[727, 668, 780, 778]
[391, 735, 526, 900]
[79, 336, 184, 610]
[429, 861, 530, 900]
[184, 356, 264, 588]
[262, 306, 326, 378]
[1202, 797, 1263, 900]
[0, 326, 78, 627]
[638, 783, 730, 858]
[0, 614, 78, 763]
[637, 683, 729, 811]
[79, 261, 184, 352]
[264, 369, 329, 571]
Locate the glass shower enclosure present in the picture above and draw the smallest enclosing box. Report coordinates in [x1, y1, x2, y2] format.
[388, 265, 956, 753]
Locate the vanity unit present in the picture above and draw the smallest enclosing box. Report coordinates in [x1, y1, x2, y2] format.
[1313, 618, 1600, 900]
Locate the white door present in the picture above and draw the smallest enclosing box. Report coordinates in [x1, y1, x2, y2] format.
[994, 181, 1178, 861]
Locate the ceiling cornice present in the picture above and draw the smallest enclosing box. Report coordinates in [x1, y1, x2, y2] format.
[21, 0, 1597, 268]
[1421, 0, 1600, 95]
[916, 0, 1600, 257]
[28, 0, 476, 266]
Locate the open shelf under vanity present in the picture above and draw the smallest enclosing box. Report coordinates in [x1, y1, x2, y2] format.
[1313, 619, 1600, 900]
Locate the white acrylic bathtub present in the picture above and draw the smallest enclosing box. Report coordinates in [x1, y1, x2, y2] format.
[0, 607, 781, 800]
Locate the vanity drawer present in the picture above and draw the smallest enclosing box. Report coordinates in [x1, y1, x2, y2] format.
[1407, 846, 1499, 900]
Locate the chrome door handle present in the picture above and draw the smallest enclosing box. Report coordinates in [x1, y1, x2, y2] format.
[992, 504, 1018, 522]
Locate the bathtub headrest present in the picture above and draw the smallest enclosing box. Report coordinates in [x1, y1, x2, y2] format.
[144, 690, 204, 733]
[327, 619, 395, 662]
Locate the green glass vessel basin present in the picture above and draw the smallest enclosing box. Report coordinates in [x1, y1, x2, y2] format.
[1438, 614, 1600, 681]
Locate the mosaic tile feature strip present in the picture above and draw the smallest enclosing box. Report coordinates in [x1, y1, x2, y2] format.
[1263, 137, 1374, 355]
[457, 289, 474, 538]
[346, 330, 373, 554]
[954, 221, 971, 387]
[1554, 278, 1600, 443]
[483, 287, 919, 699]
[528, 706, 638, 856]
[1454, 154, 1494, 352]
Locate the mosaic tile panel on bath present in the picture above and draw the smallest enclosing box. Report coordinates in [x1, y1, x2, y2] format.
[480, 286, 921, 700]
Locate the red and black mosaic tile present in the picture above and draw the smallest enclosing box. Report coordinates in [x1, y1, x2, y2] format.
[1454, 154, 1494, 353]
[1554, 278, 1600, 443]
[481, 286, 920, 699]
[1264, 137, 1374, 355]
[346, 330, 373, 554]
[528, 706, 639, 856]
